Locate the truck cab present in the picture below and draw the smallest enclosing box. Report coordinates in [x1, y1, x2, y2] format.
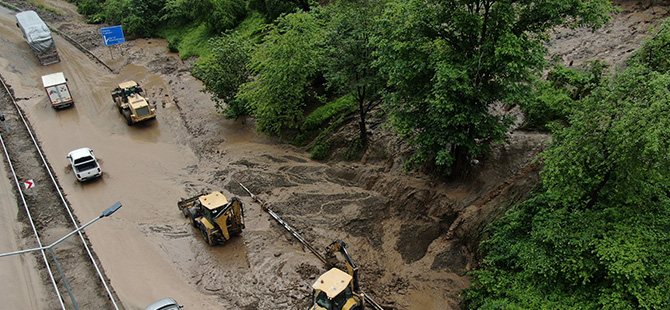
[311, 268, 361, 310]
[310, 240, 365, 310]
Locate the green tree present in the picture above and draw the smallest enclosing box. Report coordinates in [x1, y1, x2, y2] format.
[237, 11, 326, 136]
[374, 0, 613, 175]
[72, 0, 105, 16]
[160, 0, 213, 26]
[248, 0, 312, 22]
[629, 18, 670, 72]
[323, 0, 386, 147]
[193, 32, 252, 119]
[465, 65, 670, 309]
[104, 0, 167, 37]
[521, 61, 607, 131]
[160, 0, 246, 33]
[206, 0, 247, 34]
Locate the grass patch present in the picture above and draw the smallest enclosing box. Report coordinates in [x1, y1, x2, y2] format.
[303, 94, 356, 130]
[158, 11, 267, 62]
[234, 11, 267, 44]
[296, 94, 356, 146]
[36, 4, 59, 14]
[0, 2, 19, 11]
[159, 22, 213, 60]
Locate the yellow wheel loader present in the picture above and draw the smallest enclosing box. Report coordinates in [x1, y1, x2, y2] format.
[310, 240, 365, 310]
[111, 80, 156, 125]
[177, 191, 245, 245]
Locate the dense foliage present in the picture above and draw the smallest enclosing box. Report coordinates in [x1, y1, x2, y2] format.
[71, 0, 614, 171]
[248, 0, 311, 22]
[236, 11, 327, 136]
[103, 0, 166, 37]
[465, 21, 670, 309]
[193, 33, 252, 119]
[70, 0, 247, 36]
[323, 0, 385, 146]
[522, 61, 607, 131]
[373, 0, 613, 175]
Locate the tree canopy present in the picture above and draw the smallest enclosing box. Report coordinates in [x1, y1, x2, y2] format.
[236, 11, 327, 136]
[323, 0, 386, 146]
[465, 23, 670, 309]
[373, 0, 614, 175]
[193, 33, 252, 119]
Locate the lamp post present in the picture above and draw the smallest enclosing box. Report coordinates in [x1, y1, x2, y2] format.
[0, 202, 122, 310]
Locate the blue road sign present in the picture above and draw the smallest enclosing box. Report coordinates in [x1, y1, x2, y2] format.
[101, 26, 125, 46]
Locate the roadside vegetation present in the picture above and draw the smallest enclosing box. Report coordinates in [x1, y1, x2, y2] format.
[67, 0, 613, 174]
[65, 0, 670, 308]
[464, 20, 670, 309]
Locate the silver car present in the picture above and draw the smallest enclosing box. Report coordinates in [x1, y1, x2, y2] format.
[66, 147, 102, 182]
[144, 298, 183, 310]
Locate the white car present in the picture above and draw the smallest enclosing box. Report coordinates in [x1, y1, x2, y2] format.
[67, 147, 102, 181]
[144, 298, 183, 310]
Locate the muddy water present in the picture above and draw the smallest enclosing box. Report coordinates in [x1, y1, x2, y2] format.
[1, 6, 223, 309]
[2, 6, 216, 309]
[0, 5, 326, 309]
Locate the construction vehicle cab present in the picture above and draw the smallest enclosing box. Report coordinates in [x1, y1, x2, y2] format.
[178, 191, 245, 246]
[111, 80, 156, 125]
[310, 240, 365, 310]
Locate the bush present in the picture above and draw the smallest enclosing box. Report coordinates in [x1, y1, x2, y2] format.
[519, 62, 606, 131]
[104, 0, 167, 37]
[86, 13, 105, 24]
[310, 139, 332, 159]
[192, 32, 251, 118]
[73, 0, 104, 16]
[248, 0, 312, 22]
[206, 0, 248, 34]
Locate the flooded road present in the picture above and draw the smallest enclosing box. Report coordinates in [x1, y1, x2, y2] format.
[0, 5, 324, 309]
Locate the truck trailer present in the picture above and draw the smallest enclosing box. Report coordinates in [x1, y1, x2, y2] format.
[15, 10, 59, 66]
[41, 72, 73, 109]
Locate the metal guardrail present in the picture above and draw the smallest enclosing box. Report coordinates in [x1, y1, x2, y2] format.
[0, 77, 119, 309]
[0, 79, 65, 309]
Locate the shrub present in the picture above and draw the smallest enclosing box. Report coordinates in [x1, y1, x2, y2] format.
[206, 0, 248, 34]
[248, 0, 312, 23]
[310, 139, 332, 159]
[104, 0, 167, 37]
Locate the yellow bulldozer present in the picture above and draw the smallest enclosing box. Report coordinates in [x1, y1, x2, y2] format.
[310, 240, 365, 310]
[111, 80, 156, 125]
[177, 191, 245, 245]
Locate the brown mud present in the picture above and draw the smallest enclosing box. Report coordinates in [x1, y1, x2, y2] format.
[0, 0, 668, 309]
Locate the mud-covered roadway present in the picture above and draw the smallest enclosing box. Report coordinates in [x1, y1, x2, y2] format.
[1, 0, 668, 309]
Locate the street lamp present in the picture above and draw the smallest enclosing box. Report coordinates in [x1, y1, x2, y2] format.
[0, 202, 122, 310]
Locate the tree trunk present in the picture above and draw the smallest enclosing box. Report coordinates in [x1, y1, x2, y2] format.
[451, 145, 469, 178]
[359, 99, 368, 146]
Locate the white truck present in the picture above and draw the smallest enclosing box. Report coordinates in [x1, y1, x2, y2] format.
[15, 10, 59, 66]
[41, 72, 73, 109]
[67, 148, 102, 182]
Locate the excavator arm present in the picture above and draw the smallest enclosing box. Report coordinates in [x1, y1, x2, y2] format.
[326, 240, 361, 294]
